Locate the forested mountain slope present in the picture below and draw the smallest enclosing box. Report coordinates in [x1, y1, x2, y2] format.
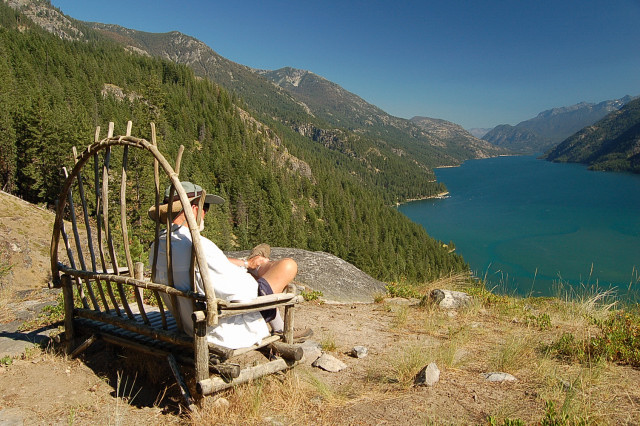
[258, 68, 505, 162]
[483, 97, 635, 154]
[80, 23, 508, 202]
[543, 97, 640, 173]
[84, 23, 447, 203]
[0, 1, 467, 282]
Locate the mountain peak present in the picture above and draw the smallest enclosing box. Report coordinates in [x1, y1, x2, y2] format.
[256, 67, 317, 88]
[484, 96, 638, 153]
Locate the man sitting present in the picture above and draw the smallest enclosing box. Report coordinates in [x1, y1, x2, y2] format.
[148, 181, 308, 349]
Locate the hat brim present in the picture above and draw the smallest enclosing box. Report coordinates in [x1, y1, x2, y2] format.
[147, 193, 225, 223]
[204, 194, 225, 205]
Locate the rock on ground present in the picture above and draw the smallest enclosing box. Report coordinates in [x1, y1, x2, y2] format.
[484, 372, 517, 382]
[430, 289, 472, 309]
[414, 362, 440, 386]
[312, 353, 347, 372]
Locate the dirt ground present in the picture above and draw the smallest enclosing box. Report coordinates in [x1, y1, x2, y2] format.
[1, 191, 640, 425]
[2, 300, 640, 425]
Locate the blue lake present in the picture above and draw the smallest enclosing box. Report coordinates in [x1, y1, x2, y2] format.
[398, 155, 640, 299]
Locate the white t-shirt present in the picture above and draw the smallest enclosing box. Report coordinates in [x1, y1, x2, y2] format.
[149, 225, 270, 349]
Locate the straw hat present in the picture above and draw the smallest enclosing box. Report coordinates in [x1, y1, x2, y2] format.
[148, 181, 224, 223]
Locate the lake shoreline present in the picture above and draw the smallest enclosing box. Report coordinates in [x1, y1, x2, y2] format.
[396, 191, 449, 206]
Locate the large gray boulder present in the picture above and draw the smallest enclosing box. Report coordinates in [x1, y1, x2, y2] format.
[227, 247, 386, 303]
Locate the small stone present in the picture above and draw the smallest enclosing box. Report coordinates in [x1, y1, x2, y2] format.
[300, 340, 322, 364]
[212, 397, 230, 410]
[414, 362, 440, 386]
[430, 289, 472, 309]
[350, 346, 368, 358]
[484, 372, 517, 382]
[262, 417, 284, 426]
[312, 353, 347, 372]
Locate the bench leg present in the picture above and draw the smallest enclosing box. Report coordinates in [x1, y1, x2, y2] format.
[284, 304, 295, 344]
[61, 274, 76, 354]
[70, 334, 97, 358]
[167, 353, 197, 412]
[192, 311, 209, 383]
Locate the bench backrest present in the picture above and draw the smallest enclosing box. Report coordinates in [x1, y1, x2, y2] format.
[50, 122, 220, 343]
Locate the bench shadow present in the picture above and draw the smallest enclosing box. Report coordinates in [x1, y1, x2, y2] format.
[76, 340, 187, 415]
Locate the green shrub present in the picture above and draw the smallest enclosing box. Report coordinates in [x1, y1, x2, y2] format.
[589, 311, 640, 366]
[541, 400, 587, 426]
[547, 333, 588, 362]
[301, 288, 323, 302]
[547, 309, 640, 367]
[385, 281, 420, 299]
[525, 312, 551, 330]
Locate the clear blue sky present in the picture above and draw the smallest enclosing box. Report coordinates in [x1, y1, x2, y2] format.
[51, 0, 640, 129]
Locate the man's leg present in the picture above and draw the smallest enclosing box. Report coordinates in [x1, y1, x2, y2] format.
[253, 257, 312, 341]
[251, 257, 297, 294]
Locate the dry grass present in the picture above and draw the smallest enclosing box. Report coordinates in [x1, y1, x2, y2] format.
[0, 285, 14, 323]
[3, 261, 640, 424]
[189, 372, 328, 425]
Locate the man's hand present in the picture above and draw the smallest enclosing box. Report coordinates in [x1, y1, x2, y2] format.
[247, 255, 269, 271]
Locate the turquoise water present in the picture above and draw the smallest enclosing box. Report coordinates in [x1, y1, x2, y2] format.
[398, 155, 640, 299]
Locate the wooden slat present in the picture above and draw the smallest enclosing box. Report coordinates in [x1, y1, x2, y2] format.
[57, 201, 89, 309]
[88, 129, 111, 313]
[69, 149, 102, 311]
[73, 144, 99, 274]
[94, 129, 118, 315]
[102, 133, 135, 321]
[75, 308, 192, 348]
[218, 293, 298, 309]
[61, 167, 93, 310]
[149, 123, 168, 330]
[228, 335, 281, 358]
[54, 266, 206, 301]
[153, 290, 168, 330]
[218, 294, 302, 319]
[164, 176, 184, 333]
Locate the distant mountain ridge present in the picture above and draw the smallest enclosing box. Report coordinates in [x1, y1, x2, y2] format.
[483, 97, 636, 154]
[467, 128, 492, 138]
[543, 97, 640, 173]
[258, 67, 506, 160]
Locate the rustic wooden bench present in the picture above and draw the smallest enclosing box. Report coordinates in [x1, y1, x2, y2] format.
[49, 121, 304, 410]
